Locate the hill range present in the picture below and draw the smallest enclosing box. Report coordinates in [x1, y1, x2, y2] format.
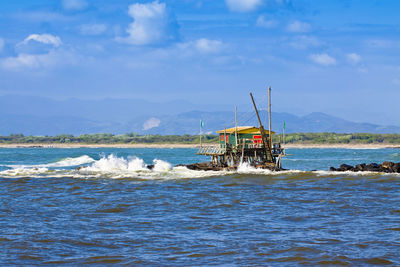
[1, 95, 399, 136]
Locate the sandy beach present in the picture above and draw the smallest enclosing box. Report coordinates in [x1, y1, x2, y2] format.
[283, 144, 400, 149]
[0, 143, 199, 149]
[0, 143, 400, 149]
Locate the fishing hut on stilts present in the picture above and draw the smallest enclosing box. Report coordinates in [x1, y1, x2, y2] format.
[193, 87, 286, 171]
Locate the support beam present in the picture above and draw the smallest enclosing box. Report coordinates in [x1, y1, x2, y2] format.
[268, 86, 272, 150]
[250, 93, 274, 162]
[235, 105, 238, 147]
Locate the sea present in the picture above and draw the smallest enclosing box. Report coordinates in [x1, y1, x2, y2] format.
[0, 147, 399, 265]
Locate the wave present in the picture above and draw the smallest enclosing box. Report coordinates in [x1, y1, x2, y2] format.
[44, 155, 95, 167]
[5, 155, 95, 169]
[82, 155, 171, 173]
[0, 154, 399, 180]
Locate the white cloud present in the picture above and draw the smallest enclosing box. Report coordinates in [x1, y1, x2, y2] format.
[225, 0, 263, 12]
[2, 54, 41, 69]
[290, 35, 321, 49]
[0, 34, 69, 71]
[286, 20, 311, 33]
[117, 1, 176, 45]
[80, 24, 107, 36]
[194, 38, 223, 53]
[21, 34, 62, 47]
[310, 53, 336, 66]
[256, 16, 278, 28]
[62, 0, 88, 11]
[0, 38, 4, 52]
[143, 117, 161, 130]
[1, 49, 78, 71]
[1, 34, 74, 71]
[1, 51, 64, 71]
[347, 53, 361, 64]
[176, 38, 224, 55]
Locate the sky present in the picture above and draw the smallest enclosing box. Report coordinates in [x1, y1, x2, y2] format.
[0, 0, 400, 125]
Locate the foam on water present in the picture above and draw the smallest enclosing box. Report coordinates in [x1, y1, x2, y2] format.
[0, 167, 50, 177]
[1, 153, 399, 180]
[43, 155, 95, 167]
[5, 155, 95, 168]
[83, 155, 170, 173]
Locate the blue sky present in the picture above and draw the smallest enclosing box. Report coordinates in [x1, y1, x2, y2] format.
[0, 0, 400, 125]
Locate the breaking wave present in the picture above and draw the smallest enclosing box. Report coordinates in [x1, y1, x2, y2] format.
[82, 155, 172, 174]
[5, 155, 95, 169]
[0, 154, 214, 179]
[44, 155, 95, 167]
[0, 154, 399, 180]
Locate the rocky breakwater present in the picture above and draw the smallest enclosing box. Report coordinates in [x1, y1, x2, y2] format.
[330, 161, 400, 173]
[176, 162, 234, 171]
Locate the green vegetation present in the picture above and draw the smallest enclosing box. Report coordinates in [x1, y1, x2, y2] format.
[1, 132, 400, 145]
[273, 133, 400, 144]
[0, 133, 218, 144]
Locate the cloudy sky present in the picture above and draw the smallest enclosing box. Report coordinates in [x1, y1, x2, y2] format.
[0, 0, 400, 124]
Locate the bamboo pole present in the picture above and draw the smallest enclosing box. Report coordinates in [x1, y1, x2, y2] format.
[283, 122, 286, 145]
[241, 139, 245, 163]
[235, 105, 238, 147]
[268, 86, 272, 150]
[224, 128, 227, 149]
[200, 120, 202, 148]
[250, 93, 273, 162]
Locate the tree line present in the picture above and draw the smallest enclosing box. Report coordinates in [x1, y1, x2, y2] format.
[0, 133, 218, 144]
[1, 133, 400, 144]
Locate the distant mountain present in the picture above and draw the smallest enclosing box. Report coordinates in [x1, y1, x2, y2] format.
[0, 95, 399, 135]
[134, 111, 400, 135]
[0, 95, 232, 123]
[0, 113, 121, 136]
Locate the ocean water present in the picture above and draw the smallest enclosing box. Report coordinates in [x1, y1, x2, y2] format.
[0, 147, 399, 265]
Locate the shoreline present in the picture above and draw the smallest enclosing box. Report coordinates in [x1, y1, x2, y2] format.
[0, 143, 198, 149]
[0, 143, 400, 149]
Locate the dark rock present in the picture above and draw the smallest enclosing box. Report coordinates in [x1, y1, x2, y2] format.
[331, 161, 400, 173]
[339, 164, 354, 171]
[178, 162, 223, 171]
[392, 163, 400, 173]
[382, 161, 394, 169]
[355, 163, 366, 171]
[364, 163, 381, 172]
[369, 163, 379, 168]
[146, 164, 154, 170]
[380, 161, 395, 173]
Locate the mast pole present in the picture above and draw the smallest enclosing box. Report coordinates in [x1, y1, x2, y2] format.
[250, 93, 274, 162]
[224, 127, 227, 149]
[235, 105, 238, 147]
[283, 122, 286, 145]
[268, 86, 272, 149]
[200, 120, 202, 148]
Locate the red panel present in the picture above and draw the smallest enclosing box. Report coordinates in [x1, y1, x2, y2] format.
[220, 135, 229, 142]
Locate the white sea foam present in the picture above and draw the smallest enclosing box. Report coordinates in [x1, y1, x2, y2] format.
[83, 155, 155, 172]
[0, 167, 50, 177]
[1, 153, 399, 179]
[6, 155, 95, 169]
[43, 155, 95, 167]
[237, 162, 271, 174]
[153, 159, 171, 172]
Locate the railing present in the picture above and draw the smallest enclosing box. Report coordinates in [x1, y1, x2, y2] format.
[197, 145, 225, 155]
